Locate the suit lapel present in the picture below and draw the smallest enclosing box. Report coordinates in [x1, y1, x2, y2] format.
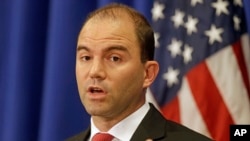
[80, 127, 90, 141]
[66, 127, 90, 141]
[130, 104, 166, 141]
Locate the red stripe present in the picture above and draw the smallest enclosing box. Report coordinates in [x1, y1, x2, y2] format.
[161, 96, 180, 123]
[186, 62, 234, 141]
[232, 40, 250, 99]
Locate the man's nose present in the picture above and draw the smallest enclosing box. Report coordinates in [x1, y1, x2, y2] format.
[89, 59, 106, 79]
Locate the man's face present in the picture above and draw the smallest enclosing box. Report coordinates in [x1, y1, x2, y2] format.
[76, 14, 149, 120]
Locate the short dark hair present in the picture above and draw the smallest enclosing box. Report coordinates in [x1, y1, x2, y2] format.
[82, 3, 155, 63]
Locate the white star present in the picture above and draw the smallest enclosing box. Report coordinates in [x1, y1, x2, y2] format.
[191, 0, 203, 7]
[205, 24, 224, 45]
[234, 0, 243, 7]
[233, 15, 241, 31]
[154, 32, 160, 48]
[185, 15, 199, 35]
[183, 44, 193, 64]
[211, 0, 229, 16]
[171, 9, 185, 28]
[163, 67, 180, 87]
[168, 38, 182, 57]
[151, 1, 165, 21]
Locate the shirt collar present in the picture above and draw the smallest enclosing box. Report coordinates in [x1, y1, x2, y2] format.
[90, 102, 150, 141]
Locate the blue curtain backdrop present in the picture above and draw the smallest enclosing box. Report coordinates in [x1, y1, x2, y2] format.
[0, 0, 249, 141]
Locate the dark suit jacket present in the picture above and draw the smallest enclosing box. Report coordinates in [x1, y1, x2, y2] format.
[66, 103, 213, 141]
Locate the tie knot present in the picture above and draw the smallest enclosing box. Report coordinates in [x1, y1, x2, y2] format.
[92, 133, 114, 141]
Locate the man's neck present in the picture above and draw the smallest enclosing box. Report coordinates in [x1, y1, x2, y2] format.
[90, 102, 150, 141]
[91, 101, 145, 131]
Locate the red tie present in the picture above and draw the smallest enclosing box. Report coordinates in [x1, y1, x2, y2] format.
[92, 133, 114, 141]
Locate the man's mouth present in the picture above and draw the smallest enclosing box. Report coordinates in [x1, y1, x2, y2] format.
[87, 86, 107, 100]
[88, 86, 105, 94]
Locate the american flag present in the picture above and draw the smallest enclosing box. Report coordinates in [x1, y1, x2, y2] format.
[149, 0, 250, 140]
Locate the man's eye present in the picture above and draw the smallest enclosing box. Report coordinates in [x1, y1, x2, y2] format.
[81, 56, 91, 61]
[110, 56, 121, 62]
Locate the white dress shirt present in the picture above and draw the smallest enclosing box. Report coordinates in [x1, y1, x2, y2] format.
[89, 102, 150, 141]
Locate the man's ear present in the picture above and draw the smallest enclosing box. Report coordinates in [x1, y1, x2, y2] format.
[143, 61, 159, 88]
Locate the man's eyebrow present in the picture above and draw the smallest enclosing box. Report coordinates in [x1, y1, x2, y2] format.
[77, 46, 89, 52]
[104, 45, 128, 52]
[76, 45, 129, 53]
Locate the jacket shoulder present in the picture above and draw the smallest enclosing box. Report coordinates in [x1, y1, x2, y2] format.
[132, 103, 213, 141]
[65, 128, 90, 141]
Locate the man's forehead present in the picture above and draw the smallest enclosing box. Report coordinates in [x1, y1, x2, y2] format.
[78, 10, 139, 48]
[84, 10, 134, 28]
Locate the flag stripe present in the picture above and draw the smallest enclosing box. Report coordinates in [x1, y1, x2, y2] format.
[161, 96, 180, 123]
[187, 62, 233, 141]
[241, 35, 250, 86]
[178, 78, 211, 138]
[146, 88, 160, 110]
[206, 42, 250, 125]
[232, 35, 250, 98]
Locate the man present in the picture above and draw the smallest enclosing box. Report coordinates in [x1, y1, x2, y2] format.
[67, 3, 212, 141]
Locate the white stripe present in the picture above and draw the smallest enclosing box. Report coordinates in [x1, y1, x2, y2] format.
[146, 88, 160, 110]
[241, 34, 250, 86]
[206, 45, 250, 124]
[178, 77, 211, 138]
